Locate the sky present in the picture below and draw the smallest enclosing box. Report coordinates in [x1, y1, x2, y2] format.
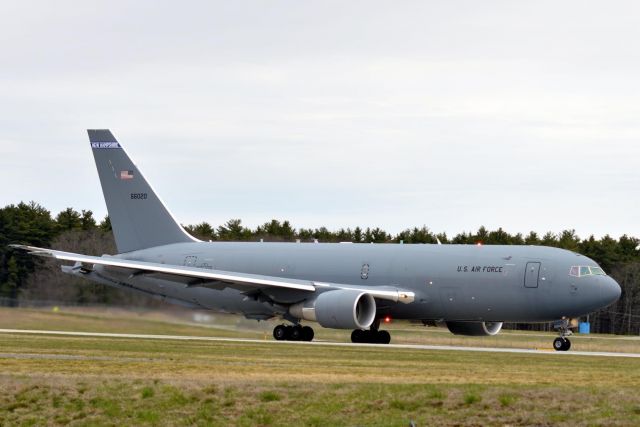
[1, 1, 638, 239]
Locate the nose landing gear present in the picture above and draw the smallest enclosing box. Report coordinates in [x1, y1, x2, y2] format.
[552, 319, 572, 351]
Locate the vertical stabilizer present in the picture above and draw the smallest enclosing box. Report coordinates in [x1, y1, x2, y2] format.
[88, 129, 197, 253]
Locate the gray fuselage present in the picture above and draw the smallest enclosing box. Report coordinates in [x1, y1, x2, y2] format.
[93, 241, 621, 323]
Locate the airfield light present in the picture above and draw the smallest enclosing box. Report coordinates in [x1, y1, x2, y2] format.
[476, 242, 483, 247]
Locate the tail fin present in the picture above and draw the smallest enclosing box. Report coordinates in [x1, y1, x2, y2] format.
[88, 129, 198, 253]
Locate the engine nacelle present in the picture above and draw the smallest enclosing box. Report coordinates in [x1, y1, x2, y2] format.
[445, 321, 503, 336]
[289, 289, 376, 329]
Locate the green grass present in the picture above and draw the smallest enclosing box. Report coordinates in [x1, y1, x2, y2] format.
[141, 386, 154, 399]
[498, 392, 517, 407]
[1, 378, 639, 426]
[259, 390, 282, 402]
[0, 307, 640, 425]
[463, 391, 481, 405]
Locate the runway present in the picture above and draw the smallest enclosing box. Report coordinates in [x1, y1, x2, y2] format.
[1, 328, 639, 358]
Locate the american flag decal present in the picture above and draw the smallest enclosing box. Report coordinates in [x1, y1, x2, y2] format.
[120, 170, 134, 180]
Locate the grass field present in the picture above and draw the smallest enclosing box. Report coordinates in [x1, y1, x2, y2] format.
[1, 307, 639, 426]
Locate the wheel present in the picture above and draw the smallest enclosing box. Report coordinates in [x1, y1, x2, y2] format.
[377, 330, 391, 344]
[289, 325, 302, 341]
[301, 326, 314, 342]
[273, 325, 288, 341]
[351, 329, 364, 343]
[553, 337, 569, 351]
[553, 337, 564, 351]
[363, 330, 375, 343]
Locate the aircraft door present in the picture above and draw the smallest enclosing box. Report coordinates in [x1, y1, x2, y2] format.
[524, 262, 541, 288]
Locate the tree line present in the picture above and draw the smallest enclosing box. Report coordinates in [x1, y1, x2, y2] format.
[1, 201, 639, 334]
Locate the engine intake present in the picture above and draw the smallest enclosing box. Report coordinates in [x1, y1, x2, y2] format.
[289, 289, 376, 329]
[446, 321, 503, 336]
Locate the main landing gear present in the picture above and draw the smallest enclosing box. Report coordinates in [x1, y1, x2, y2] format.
[552, 319, 572, 351]
[273, 324, 314, 342]
[351, 319, 391, 344]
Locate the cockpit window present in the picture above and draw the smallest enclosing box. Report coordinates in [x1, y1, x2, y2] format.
[570, 265, 607, 277]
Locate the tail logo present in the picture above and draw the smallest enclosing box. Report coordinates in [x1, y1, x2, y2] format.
[120, 170, 134, 180]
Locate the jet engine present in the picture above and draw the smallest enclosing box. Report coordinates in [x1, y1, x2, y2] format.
[289, 289, 376, 329]
[445, 321, 503, 336]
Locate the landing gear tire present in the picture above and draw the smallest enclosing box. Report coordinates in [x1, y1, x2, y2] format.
[553, 337, 571, 351]
[351, 329, 365, 343]
[273, 325, 288, 341]
[273, 324, 314, 342]
[301, 326, 314, 342]
[289, 325, 302, 341]
[351, 329, 391, 344]
[377, 330, 391, 344]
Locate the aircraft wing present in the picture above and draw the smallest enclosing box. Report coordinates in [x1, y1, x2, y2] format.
[10, 245, 415, 304]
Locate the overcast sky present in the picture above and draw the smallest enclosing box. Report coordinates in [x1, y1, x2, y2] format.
[1, 1, 638, 238]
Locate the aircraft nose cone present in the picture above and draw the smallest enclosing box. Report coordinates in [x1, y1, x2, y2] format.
[602, 276, 622, 305]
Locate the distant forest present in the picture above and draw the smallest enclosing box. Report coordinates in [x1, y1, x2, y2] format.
[1, 201, 639, 334]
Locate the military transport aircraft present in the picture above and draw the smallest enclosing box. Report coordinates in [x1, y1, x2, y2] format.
[12, 130, 621, 351]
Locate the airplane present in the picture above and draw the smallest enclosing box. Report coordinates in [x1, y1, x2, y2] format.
[11, 129, 621, 351]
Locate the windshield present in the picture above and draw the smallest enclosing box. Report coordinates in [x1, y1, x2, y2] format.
[569, 265, 607, 277]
